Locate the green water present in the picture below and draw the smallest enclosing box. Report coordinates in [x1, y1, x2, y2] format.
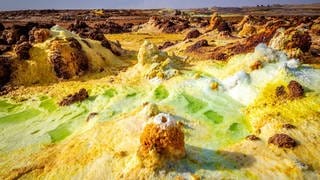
[182, 93, 208, 113]
[126, 92, 137, 97]
[103, 88, 117, 97]
[153, 85, 169, 100]
[0, 78, 251, 153]
[48, 123, 72, 143]
[0, 100, 18, 113]
[203, 110, 223, 124]
[39, 98, 58, 112]
[0, 109, 41, 124]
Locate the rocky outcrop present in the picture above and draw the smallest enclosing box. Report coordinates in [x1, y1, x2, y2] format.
[1, 22, 53, 45]
[238, 23, 257, 37]
[14, 42, 32, 60]
[32, 28, 51, 43]
[138, 113, 185, 169]
[186, 39, 209, 52]
[146, 16, 190, 33]
[68, 20, 130, 38]
[138, 40, 180, 80]
[207, 13, 232, 34]
[269, 27, 311, 59]
[49, 37, 89, 79]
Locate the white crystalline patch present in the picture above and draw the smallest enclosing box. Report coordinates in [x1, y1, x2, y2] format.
[50, 25, 76, 38]
[222, 71, 250, 90]
[153, 113, 176, 129]
[285, 59, 300, 69]
[253, 43, 288, 63]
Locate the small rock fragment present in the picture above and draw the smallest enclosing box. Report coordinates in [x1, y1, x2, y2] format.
[210, 82, 219, 90]
[282, 124, 296, 129]
[276, 85, 287, 97]
[59, 88, 89, 106]
[250, 60, 263, 71]
[287, 80, 304, 98]
[268, 133, 297, 148]
[158, 41, 175, 50]
[246, 135, 260, 141]
[86, 112, 98, 122]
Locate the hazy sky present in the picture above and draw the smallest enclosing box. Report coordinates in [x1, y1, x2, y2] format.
[1, 0, 319, 11]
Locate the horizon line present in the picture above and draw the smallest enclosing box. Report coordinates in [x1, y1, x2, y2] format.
[1, 2, 319, 12]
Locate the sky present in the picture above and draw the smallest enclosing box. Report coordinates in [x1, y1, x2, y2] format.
[0, 0, 319, 11]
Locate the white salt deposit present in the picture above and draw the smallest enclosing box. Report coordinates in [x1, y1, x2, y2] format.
[153, 113, 176, 129]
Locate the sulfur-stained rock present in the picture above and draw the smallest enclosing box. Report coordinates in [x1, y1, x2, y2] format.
[49, 37, 89, 79]
[237, 15, 256, 31]
[14, 41, 32, 60]
[138, 113, 185, 169]
[239, 23, 257, 37]
[210, 82, 219, 90]
[311, 21, 320, 35]
[33, 28, 51, 43]
[208, 13, 223, 31]
[269, 27, 311, 59]
[250, 60, 263, 71]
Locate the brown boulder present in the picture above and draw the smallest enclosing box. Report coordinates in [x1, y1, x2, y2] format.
[268, 133, 297, 148]
[217, 21, 232, 33]
[288, 80, 304, 98]
[246, 135, 260, 141]
[184, 29, 201, 40]
[88, 30, 105, 41]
